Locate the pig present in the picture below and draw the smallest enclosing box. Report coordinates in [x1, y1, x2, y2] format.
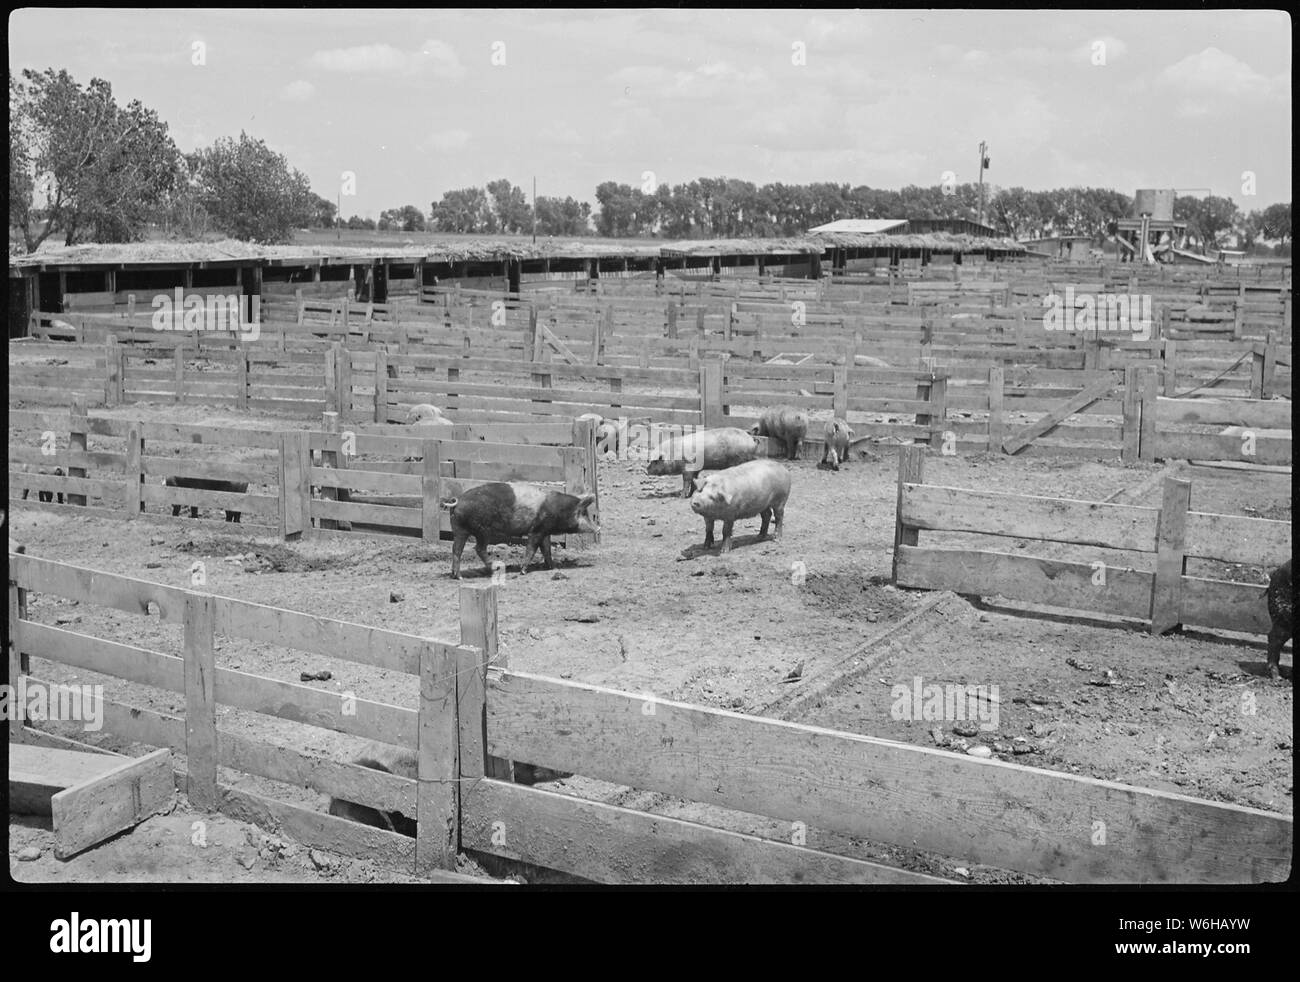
[646, 426, 760, 497]
[165, 476, 249, 522]
[690, 459, 791, 555]
[821, 419, 855, 470]
[1266, 559, 1293, 680]
[327, 744, 570, 837]
[443, 482, 599, 578]
[750, 406, 809, 460]
[21, 466, 65, 504]
[407, 403, 453, 426]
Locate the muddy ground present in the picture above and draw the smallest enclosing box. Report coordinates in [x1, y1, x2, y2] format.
[6, 399, 1293, 884]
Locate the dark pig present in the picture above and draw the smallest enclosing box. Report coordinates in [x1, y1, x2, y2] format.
[690, 459, 792, 554]
[21, 466, 65, 504]
[327, 745, 570, 836]
[646, 426, 760, 497]
[442, 482, 598, 578]
[1266, 559, 1293, 680]
[750, 406, 809, 460]
[165, 476, 250, 522]
[821, 419, 855, 470]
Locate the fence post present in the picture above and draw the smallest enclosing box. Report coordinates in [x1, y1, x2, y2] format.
[832, 365, 848, 420]
[1150, 478, 1191, 634]
[279, 430, 310, 540]
[415, 635, 459, 876]
[892, 445, 925, 583]
[987, 366, 1004, 453]
[124, 424, 144, 517]
[236, 347, 249, 411]
[67, 398, 88, 507]
[324, 346, 338, 413]
[1121, 366, 1140, 463]
[320, 412, 342, 531]
[1139, 367, 1159, 462]
[173, 345, 185, 403]
[1261, 330, 1278, 399]
[700, 359, 725, 428]
[459, 583, 512, 782]
[1162, 338, 1178, 397]
[183, 590, 218, 809]
[666, 303, 678, 339]
[373, 348, 388, 423]
[1250, 343, 1264, 399]
[105, 334, 123, 406]
[9, 578, 29, 738]
[421, 439, 442, 542]
[927, 370, 948, 449]
[337, 345, 351, 420]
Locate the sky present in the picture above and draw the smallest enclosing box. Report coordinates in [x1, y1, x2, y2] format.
[8, 8, 1293, 220]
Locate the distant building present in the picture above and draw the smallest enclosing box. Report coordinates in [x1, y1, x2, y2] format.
[806, 217, 1000, 238]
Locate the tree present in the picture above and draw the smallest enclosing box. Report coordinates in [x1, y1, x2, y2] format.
[378, 204, 426, 232]
[345, 215, 376, 230]
[534, 195, 591, 236]
[187, 131, 316, 243]
[309, 194, 338, 229]
[1259, 202, 1292, 245]
[486, 179, 532, 234]
[10, 68, 183, 251]
[594, 182, 637, 237]
[430, 187, 495, 233]
[1175, 194, 1239, 250]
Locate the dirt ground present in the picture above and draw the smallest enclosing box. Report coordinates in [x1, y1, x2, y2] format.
[6, 399, 1293, 884]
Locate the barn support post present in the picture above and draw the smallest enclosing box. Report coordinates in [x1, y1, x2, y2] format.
[415, 608, 459, 875]
[892, 446, 925, 583]
[1149, 478, 1191, 634]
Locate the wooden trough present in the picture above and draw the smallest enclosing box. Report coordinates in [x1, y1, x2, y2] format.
[9, 744, 174, 859]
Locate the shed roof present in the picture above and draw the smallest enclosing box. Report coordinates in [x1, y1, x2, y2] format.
[807, 219, 908, 234]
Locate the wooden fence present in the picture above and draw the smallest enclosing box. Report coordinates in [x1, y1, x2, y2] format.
[892, 445, 1292, 636]
[9, 553, 1289, 883]
[8, 410, 598, 545]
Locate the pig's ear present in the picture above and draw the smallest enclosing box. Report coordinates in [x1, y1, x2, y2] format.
[846, 426, 856, 437]
[577, 494, 595, 509]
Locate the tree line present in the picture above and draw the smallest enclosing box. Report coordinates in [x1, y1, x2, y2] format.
[9, 67, 1292, 254]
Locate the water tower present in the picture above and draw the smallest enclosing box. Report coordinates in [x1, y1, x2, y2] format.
[1112, 188, 1189, 263]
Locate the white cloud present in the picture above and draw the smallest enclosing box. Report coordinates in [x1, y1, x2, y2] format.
[308, 39, 464, 79]
[1157, 46, 1280, 99]
[423, 128, 470, 152]
[281, 79, 314, 102]
[609, 61, 767, 102]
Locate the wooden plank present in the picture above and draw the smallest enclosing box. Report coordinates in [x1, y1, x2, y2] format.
[1184, 511, 1291, 568]
[1180, 576, 1271, 635]
[896, 545, 1154, 620]
[900, 483, 1159, 552]
[485, 670, 1291, 883]
[10, 744, 123, 813]
[462, 779, 952, 884]
[986, 366, 1004, 452]
[459, 584, 511, 782]
[1002, 375, 1116, 454]
[50, 749, 174, 859]
[1155, 431, 1292, 467]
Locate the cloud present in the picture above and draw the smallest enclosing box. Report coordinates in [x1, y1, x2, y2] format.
[280, 80, 314, 102]
[1076, 36, 1128, 63]
[1157, 46, 1280, 98]
[308, 39, 464, 78]
[609, 61, 767, 102]
[423, 128, 470, 152]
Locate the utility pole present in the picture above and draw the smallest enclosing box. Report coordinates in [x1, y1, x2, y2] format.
[532, 176, 537, 245]
[336, 187, 341, 241]
[976, 141, 990, 228]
